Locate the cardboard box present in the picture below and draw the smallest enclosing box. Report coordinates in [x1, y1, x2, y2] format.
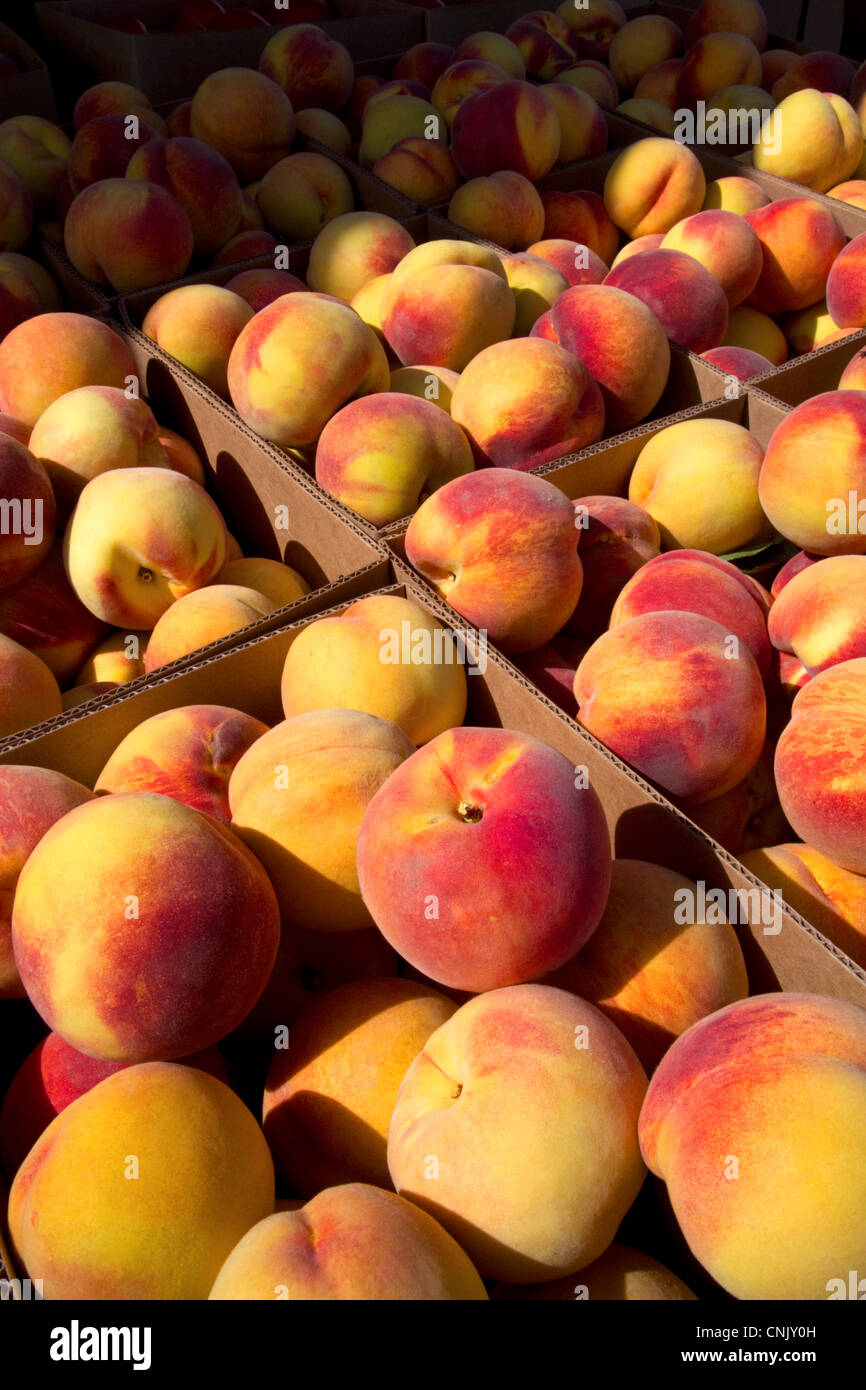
[38, 234, 115, 315]
[0, 22, 58, 122]
[750, 328, 866, 407]
[36, 0, 425, 105]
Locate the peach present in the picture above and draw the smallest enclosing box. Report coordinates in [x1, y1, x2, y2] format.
[702, 174, 769, 214]
[540, 189, 618, 263]
[0, 1033, 228, 1178]
[67, 113, 156, 192]
[784, 300, 853, 354]
[405, 468, 583, 654]
[555, 0, 626, 59]
[144, 584, 276, 672]
[761, 48, 797, 90]
[73, 81, 158, 131]
[62, 680, 118, 710]
[448, 170, 544, 250]
[263, 977, 456, 1194]
[358, 95, 442, 167]
[505, 13, 576, 81]
[0, 435, 55, 586]
[394, 43, 455, 88]
[828, 178, 866, 210]
[315, 393, 473, 526]
[28, 385, 168, 518]
[64, 179, 194, 293]
[535, 283, 670, 433]
[685, 0, 767, 48]
[773, 51, 856, 100]
[513, 633, 586, 715]
[125, 136, 242, 256]
[547, 859, 748, 1072]
[359, 727, 610, 992]
[827, 231, 866, 330]
[350, 273, 389, 342]
[744, 197, 846, 314]
[0, 159, 32, 253]
[759, 391, 866, 555]
[294, 107, 352, 156]
[388, 365, 460, 412]
[387, 984, 646, 1281]
[259, 24, 353, 112]
[9, 1063, 274, 1300]
[449, 337, 604, 471]
[211, 229, 278, 267]
[64, 467, 228, 628]
[225, 268, 306, 313]
[306, 210, 415, 303]
[660, 208, 762, 307]
[610, 549, 772, 675]
[143, 285, 255, 399]
[279, 595, 468, 746]
[450, 80, 561, 181]
[701, 344, 774, 379]
[615, 98, 676, 134]
[609, 233, 664, 268]
[227, 292, 389, 449]
[258, 151, 354, 240]
[544, 83, 607, 163]
[217, 557, 309, 608]
[13, 793, 280, 1063]
[556, 60, 619, 109]
[603, 138, 706, 237]
[629, 417, 766, 554]
[634, 58, 683, 109]
[493, 1243, 696, 1299]
[0, 253, 62, 329]
[372, 139, 459, 204]
[609, 16, 683, 94]
[229, 708, 414, 932]
[190, 68, 295, 181]
[501, 250, 572, 331]
[381, 246, 515, 372]
[343, 74, 385, 138]
[453, 31, 524, 80]
[753, 89, 862, 192]
[209, 1184, 486, 1300]
[0, 116, 71, 212]
[742, 843, 866, 967]
[0, 633, 62, 737]
[237, 188, 265, 232]
[94, 704, 266, 824]
[604, 248, 729, 352]
[567, 495, 660, 641]
[677, 32, 762, 106]
[840, 345, 866, 389]
[639, 992, 866, 1299]
[0, 411, 30, 446]
[0, 765, 93, 1000]
[768, 554, 866, 673]
[430, 60, 510, 128]
[75, 629, 147, 686]
[0, 542, 108, 682]
[166, 100, 193, 138]
[575, 610, 766, 803]
[724, 302, 788, 363]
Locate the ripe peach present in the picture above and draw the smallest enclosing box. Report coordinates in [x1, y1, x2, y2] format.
[0, 435, 55, 586]
[555, 0, 626, 59]
[604, 247, 729, 352]
[306, 210, 415, 303]
[557, 60, 619, 108]
[724, 302, 788, 363]
[217, 557, 308, 608]
[827, 231, 866, 330]
[702, 174, 769, 214]
[125, 136, 242, 255]
[447, 170, 544, 250]
[257, 151, 354, 240]
[450, 80, 560, 181]
[0, 633, 62, 737]
[224, 268, 305, 313]
[540, 189, 618, 263]
[500, 250, 572, 333]
[753, 89, 862, 192]
[742, 843, 866, 967]
[68, 113, 156, 192]
[0, 159, 32, 253]
[0, 116, 71, 212]
[660, 208, 762, 307]
[609, 16, 683, 94]
[768, 554, 866, 674]
[685, 0, 768, 48]
[567, 495, 660, 641]
[260, 24, 353, 112]
[144, 584, 276, 671]
[615, 98, 675, 133]
[190, 68, 296, 181]
[505, 13, 576, 81]
[701, 344, 773, 379]
[211, 229, 277, 266]
[0, 541, 107, 682]
[372, 139, 459, 204]
[773, 52, 856, 101]
[430, 59, 510, 128]
[634, 58, 683, 109]
[143, 285, 254, 400]
[395, 43, 455, 88]
[381, 246, 515, 371]
[75, 630, 147, 686]
[828, 179, 866, 211]
[73, 81, 159, 131]
[745, 197, 845, 314]
[545, 83, 607, 162]
[64, 179, 195, 292]
[359, 94, 441, 167]
[454, 31, 525, 80]
[493, 1243, 696, 1299]
[388, 365, 460, 412]
[677, 32, 762, 105]
[604, 138, 706, 237]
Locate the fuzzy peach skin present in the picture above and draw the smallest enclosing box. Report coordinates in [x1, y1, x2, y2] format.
[0, 634, 62, 737]
[744, 197, 846, 315]
[449, 337, 604, 471]
[840, 345, 866, 389]
[256, 152, 353, 241]
[701, 344, 774, 379]
[773, 52, 857, 101]
[0, 1033, 228, 1179]
[677, 32, 762, 106]
[723, 303, 788, 363]
[761, 48, 797, 89]
[72, 81, 158, 130]
[0, 765, 93, 999]
[0, 542, 107, 682]
[0, 412, 30, 446]
[388, 365, 461, 413]
[64, 179, 195, 293]
[94, 704, 265, 824]
[144, 585, 277, 672]
[430, 59, 510, 128]
[294, 108, 352, 156]
[0, 159, 31, 253]
[604, 248, 729, 353]
[64, 466, 228, 629]
[357, 729, 611, 992]
[758, 391, 866, 555]
[702, 174, 769, 214]
[753, 89, 862, 192]
[190, 68, 295, 181]
[0, 313, 136, 430]
[260, 24, 353, 112]
[404, 468, 583, 655]
[279, 595, 468, 748]
[227, 292, 389, 450]
[156, 427, 204, 486]
[142, 286, 253, 399]
[774, 659, 866, 874]
[372, 139, 460, 204]
[634, 58, 683, 109]
[306, 211, 415, 304]
[351, 273, 393, 344]
[567, 495, 660, 641]
[660, 209, 762, 308]
[639, 992, 866, 1300]
[533, 284, 670, 434]
[359, 95, 442, 167]
[209, 1184, 486, 1300]
[557, 60, 620, 109]
[0, 116, 71, 212]
[539, 189, 618, 263]
[315, 393, 474, 526]
[499, 253, 569, 334]
[211, 230, 278, 267]
[609, 233, 664, 268]
[394, 41, 454, 86]
[125, 136, 242, 256]
[545, 84, 607, 163]
[9, 1062, 274, 1300]
[575, 611, 767, 804]
[615, 98, 676, 133]
[453, 31, 525, 79]
[769, 555, 866, 674]
[547, 859, 747, 1073]
[229, 708, 414, 932]
[75, 630, 147, 686]
[493, 1242, 696, 1299]
[555, 0, 625, 59]
[608, 16, 682, 94]
[263, 977, 456, 1194]
[12, 792, 280, 1063]
[525, 239, 608, 289]
[685, 0, 768, 48]
[28, 386, 167, 519]
[216, 557, 309, 608]
[629, 417, 767, 554]
[447, 171, 545, 250]
[0, 253, 60, 336]
[603, 138, 705, 238]
[741, 843, 866, 967]
[449, 80, 561, 181]
[67, 114, 156, 192]
[826, 231, 866, 329]
[0, 435, 55, 586]
[829, 178, 866, 211]
[610, 549, 772, 675]
[387, 984, 646, 1282]
[784, 300, 853, 354]
[225, 268, 306, 314]
[513, 633, 586, 716]
[381, 255, 516, 372]
[505, 14, 576, 81]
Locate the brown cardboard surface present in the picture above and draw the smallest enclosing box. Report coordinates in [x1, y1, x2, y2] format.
[38, 234, 115, 315]
[752, 329, 866, 406]
[0, 22, 58, 121]
[37, 0, 425, 104]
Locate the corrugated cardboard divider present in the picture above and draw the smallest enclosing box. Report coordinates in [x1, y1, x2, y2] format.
[38, 233, 115, 315]
[36, 0, 426, 105]
[0, 21, 58, 121]
[753, 329, 866, 407]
